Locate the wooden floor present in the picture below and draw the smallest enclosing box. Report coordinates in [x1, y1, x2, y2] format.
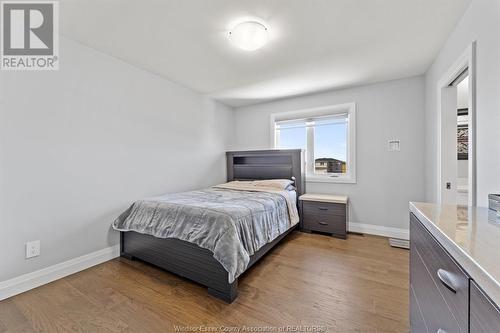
[0, 232, 409, 333]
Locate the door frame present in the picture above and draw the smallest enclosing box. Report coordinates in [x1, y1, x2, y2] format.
[436, 41, 476, 206]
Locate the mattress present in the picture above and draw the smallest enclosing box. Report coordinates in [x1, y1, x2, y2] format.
[112, 185, 298, 283]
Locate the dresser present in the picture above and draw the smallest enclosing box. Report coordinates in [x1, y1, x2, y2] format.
[410, 203, 500, 333]
[299, 193, 348, 239]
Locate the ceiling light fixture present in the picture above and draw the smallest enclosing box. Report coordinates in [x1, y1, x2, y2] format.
[228, 20, 268, 51]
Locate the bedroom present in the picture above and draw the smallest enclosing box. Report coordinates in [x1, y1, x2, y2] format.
[0, 0, 499, 332]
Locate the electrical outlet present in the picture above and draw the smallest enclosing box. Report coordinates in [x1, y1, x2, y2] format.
[26, 240, 40, 259]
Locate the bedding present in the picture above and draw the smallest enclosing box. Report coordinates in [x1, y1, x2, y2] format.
[229, 179, 295, 190]
[112, 183, 299, 283]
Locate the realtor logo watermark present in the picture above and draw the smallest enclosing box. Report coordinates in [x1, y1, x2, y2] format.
[1, 1, 59, 70]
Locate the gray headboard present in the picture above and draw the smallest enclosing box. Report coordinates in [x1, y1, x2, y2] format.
[226, 149, 306, 197]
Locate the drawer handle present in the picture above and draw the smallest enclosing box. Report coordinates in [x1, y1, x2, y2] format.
[437, 269, 457, 293]
[317, 207, 329, 211]
[437, 329, 447, 333]
[318, 222, 329, 226]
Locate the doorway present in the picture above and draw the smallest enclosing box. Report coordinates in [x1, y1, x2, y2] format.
[438, 43, 476, 206]
[456, 75, 469, 205]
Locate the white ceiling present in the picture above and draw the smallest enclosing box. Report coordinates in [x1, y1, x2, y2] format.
[60, 0, 471, 107]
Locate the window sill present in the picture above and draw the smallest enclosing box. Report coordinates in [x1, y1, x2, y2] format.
[306, 175, 357, 184]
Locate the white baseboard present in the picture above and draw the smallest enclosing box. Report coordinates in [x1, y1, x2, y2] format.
[0, 245, 120, 301]
[348, 222, 409, 240]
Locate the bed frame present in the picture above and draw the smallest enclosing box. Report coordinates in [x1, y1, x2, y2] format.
[120, 149, 305, 303]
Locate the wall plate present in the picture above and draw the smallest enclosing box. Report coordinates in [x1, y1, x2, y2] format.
[26, 240, 40, 259]
[388, 140, 401, 151]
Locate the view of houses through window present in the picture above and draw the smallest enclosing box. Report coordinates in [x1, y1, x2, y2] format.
[275, 114, 348, 176]
[314, 158, 346, 174]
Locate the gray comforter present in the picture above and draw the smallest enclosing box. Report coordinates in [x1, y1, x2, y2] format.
[112, 188, 296, 283]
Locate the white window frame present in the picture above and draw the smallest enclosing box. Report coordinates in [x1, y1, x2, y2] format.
[270, 103, 356, 184]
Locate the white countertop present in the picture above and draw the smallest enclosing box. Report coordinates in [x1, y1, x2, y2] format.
[299, 193, 348, 204]
[410, 202, 500, 306]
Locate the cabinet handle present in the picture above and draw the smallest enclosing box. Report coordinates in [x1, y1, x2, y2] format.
[318, 207, 328, 211]
[437, 329, 447, 333]
[318, 222, 328, 226]
[437, 269, 457, 293]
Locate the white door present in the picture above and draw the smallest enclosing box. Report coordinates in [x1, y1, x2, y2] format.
[440, 86, 458, 204]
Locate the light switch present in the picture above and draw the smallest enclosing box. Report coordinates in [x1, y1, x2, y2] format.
[388, 140, 401, 152]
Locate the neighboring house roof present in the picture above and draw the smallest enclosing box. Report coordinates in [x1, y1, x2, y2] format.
[315, 158, 346, 163]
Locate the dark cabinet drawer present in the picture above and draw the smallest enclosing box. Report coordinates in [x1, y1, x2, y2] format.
[410, 214, 469, 332]
[301, 200, 346, 238]
[470, 280, 500, 333]
[302, 215, 345, 235]
[410, 243, 462, 333]
[410, 284, 429, 333]
[303, 200, 346, 217]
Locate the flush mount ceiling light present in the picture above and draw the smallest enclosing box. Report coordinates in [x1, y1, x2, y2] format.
[228, 20, 268, 51]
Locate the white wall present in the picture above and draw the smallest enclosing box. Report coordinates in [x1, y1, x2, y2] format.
[458, 161, 469, 179]
[424, 0, 500, 206]
[0, 38, 234, 281]
[232, 76, 425, 234]
[457, 78, 469, 109]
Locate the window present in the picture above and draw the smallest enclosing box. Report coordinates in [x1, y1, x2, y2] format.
[271, 103, 356, 183]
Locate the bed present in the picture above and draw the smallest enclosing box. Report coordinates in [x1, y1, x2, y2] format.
[115, 149, 305, 303]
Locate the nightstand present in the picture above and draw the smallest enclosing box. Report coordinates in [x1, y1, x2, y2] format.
[299, 193, 349, 239]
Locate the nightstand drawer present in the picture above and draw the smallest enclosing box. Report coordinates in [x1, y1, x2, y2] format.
[302, 212, 346, 235]
[302, 200, 346, 218]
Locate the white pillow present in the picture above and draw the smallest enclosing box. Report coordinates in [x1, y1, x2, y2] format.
[250, 179, 294, 190]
